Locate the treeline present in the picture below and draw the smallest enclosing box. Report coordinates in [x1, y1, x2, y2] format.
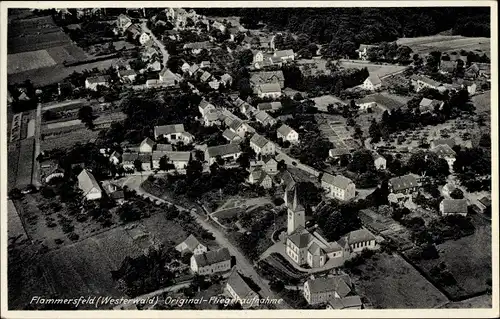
[195, 7, 490, 42]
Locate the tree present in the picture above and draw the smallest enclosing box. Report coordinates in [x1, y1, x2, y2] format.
[237, 49, 254, 67]
[369, 119, 382, 143]
[134, 159, 143, 172]
[78, 105, 95, 129]
[348, 149, 375, 173]
[159, 155, 174, 171]
[450, 188, 464, 199]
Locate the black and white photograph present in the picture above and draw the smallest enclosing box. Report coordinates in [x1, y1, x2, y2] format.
[1, 1, 497, 317]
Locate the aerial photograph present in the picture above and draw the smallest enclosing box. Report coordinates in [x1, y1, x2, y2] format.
[3, 4, 494, 313]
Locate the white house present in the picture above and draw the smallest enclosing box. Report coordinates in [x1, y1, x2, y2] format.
[205, 144, 242, 165]
[257, 83, 282, 99]
[190, 248, 231, 275]
[273, 49, 295, 62]
[154, 124, 194, 144]
[431, 144, 456, 172]
[118, 69, 137, 82]
[250, 134, 275, 156]
[321, 173, 356, 201]
[181, 62, 191, 73]
[247, 167, 273, 189]
[254, 111, 276, 127]
[175, 234, 207, 255]
[373, 154, 386, 170]
[152, 151, 191, 171]
[198, 99, 216, 117]
[77, 169, 102, 200]
[85, 75, 110, 91]
[362, 74, 382, 91]
[356, 44, 376, 60]
[159, 68, 180, 87]
[138, 32, 151, 45]
[277, 124, 299, 143]
[303, 275, 353, 305]
[139, 137, 155, 153]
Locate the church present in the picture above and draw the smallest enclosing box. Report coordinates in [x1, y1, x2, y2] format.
[284, 187, 377, 269]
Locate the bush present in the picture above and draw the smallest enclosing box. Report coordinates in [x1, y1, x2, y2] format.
[55, 238, 64, 245]
[68, 232, 80, 241]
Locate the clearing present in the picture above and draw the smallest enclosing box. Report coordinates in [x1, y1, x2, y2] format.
[8, 50, 57, 74]
[396, 35, 490, 56]
[352, 252, 449, 308]
[338, 60, 407, 78]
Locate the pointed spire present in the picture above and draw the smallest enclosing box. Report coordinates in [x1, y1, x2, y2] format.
[293, 187, 298, 210]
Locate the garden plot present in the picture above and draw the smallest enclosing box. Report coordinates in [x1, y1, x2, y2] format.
[8, 50, 57, 74]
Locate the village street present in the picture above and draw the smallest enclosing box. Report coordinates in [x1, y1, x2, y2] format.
[141, 21, 169, 67]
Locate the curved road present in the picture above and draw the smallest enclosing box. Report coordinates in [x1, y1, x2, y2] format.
[141, 22, 169, 67]
[118, 175, 290, 309]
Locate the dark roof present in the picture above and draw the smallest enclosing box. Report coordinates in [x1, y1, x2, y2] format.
[249, 71, 285, 86]
[478, 197, 491, 207]
[328, 296, 362, 309]
[156, 144, 173, 151]
[86, 75, 110, 84]
[432, 138, 456, 148]
[226, 269, 256, 300]
[288, 232, 310, 248]
[306, 275, 352, 297]
[207, 144, 241, 158]
[441, 199, 468, 214]
[193, 248, 231, 267]
[432, 144, 456, 158]
[277, 124, 295, 137]
[179, 234, 203, 252]
[389, 175, 418, 192]
[346, 229, 376, 244]
[154, 124, 185, 136]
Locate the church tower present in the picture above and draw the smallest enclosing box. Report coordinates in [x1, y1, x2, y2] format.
[286, 187, 305, 235]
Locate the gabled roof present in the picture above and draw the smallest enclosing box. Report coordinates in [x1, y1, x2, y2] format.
[193, 247, 231, 267]
[328, 295, 363, 309]
[154, 124, 185, 136]
[77, 169, 100, 196]
[432, 138, 456, 148]
[432, 144, 456, 158]
[258, 82, 281, 94]
[357, 44, 376, 51]
[254, 110, 275, 124]
[441, 199, 468, 214]
[183, 41, 213, 50]
[440, 60, 456, 72]
[222, 129, 240, 141]
[118, 69, 137, 77]
[329, 147, 351, 157]
[220, 73, 233, 83]
[156, 144, 173, 151]
[306, 275, 352, 297]
[345, 229, 376, 245]
[257, 101, 282, 111]
[199, 99, 215, 110]
[140, 137, 155, 148]
[288, 232, 311, 248]
[188, 64, 200, 74]
[228, 118, 244, 131]
[321, 173, 354, 190]
[207, 144, 241, 158]
[249, 71, 285, 86]
[277, 124, 295, 137]
[389, 174, 418, 192]
[200, 71, 212, 82]
[250, 133, 272, 149]
[227, 269, 256, 300]
[86, 75, 110, 84]
[308, 242, 325, 256]
[179, 234, 203, 252]
[159, 68, 179, 81]
[366, 74, 381, 86]
[274, 49, 294, 58]
[152, 151, 191, 161]
[418, 76, 442, 88]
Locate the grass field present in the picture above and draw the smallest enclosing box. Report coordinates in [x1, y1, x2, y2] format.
[312, 95, 347, 111]
[41, 127, 99, 152]
[339, 60, 407, 78]
[8, 50, 57, 74]
[353, 252, 449, 308]
[472, 90, 490, 114]
[396, 35, 490, 56]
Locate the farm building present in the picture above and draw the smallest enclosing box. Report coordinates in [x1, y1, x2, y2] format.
[77, 169, 102, 200]
[85, 75, 110, 91]
[226, 269, 259, 309]
[190, 247, 231, 275]
[440, 199, 468, 217]
[277, 124, 299, 143]
[321, 173, 356, 201]
[205, 144, 242, 165]
[257, 83, 282, 99]
[175, 234, 207, 255]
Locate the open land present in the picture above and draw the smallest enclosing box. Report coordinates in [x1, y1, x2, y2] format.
[396, 35, 491, 56]
[338, 60, 407, 78]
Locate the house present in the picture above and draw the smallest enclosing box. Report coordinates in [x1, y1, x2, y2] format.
[247, 167, 273, 189]
[115, 14, 132, 34]
[273, 49, 295, 62]
[122, 153, 151, 171]
[156, 144, 173, 151]
[220, 73, 233, 87]
[198, 99, 216, 117]
[146, 79, 163, 88]
[303, 275, 353, 305]
[209, 80, 220, 90]
[326, 296, 363, 310]
[85, 76, 110, 91]
[175, 234, 207, 255]
[138, 32, 151, 46]
[457, 79, 477, 95]
[356, 93, 406, 113]
[178, 62, 189, 74]
[126, 24, 142, 41]
[431, 138, 456, 149]
[205, 144, 242, 165]
[103, 182, 125, 205]
[257, 83, 282, 99]
[183, 41, 213, 54]
[262, 157, 278, 174]
[142, 46, 159, 61]
[200, 61, 211, 69]
[388, 175, 419, 194]
[118, 69, 137, 82]
[190, 247, 231, 275]
[254, 111, 277, 127]
[187, 64, 200, 76]
[440, 199, 468, 217]
[226, 269, 259, 309]
[441, 182, 457, 198]
[277, 124, 299, 143]
[472, 196, 491, 215]
[139, 137, 155, 153]
[321, 173, 356, 201]
[228, 27, 240, 41]
[200, 71, 212, 83]
[227, 118, 251, 137]
[340, 228, 377, 254]
[159, 68, 179, 86]
[146, 60, 162, 72]
[222, 129, 242, 143]
[413, 75, 443, 92]
[373, 153, 386, 170]
[356, 44, 376, 60]
[329, 147, 351, 159]
[439, 60, 457, 74]
[419, 98, 444, 113]
[257, 101, 282, 112]
[152, 151, 191, 170]
[362, 74, 382, 91]
[431, 144, 456, 172]
[109, 151, 122, 165]
[249, 71, 285, 90]
[467, 62, 490, 79]
[250, 134, 275, 156]
[154, 124, 194, 144]
[77, 169, 102, 200]
[203, 110, 223, 127]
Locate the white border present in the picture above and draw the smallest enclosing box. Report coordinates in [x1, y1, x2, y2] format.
[0, 1, 498, 318]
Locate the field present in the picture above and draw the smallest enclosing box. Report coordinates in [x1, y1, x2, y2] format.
[297, 59, 329, 76]
[41, 127, 99, 152]
[472, 90, 490, 114]
[353, 252, 449, 308]
[8, 50, 57, 74]
[410, 216, 492, 300]
[339, 60, 407, 78]
[312, 94, 347, 111]
[396, 35, 491, 56]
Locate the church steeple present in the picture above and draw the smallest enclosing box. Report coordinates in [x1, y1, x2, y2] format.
[287, 186, 305, 235]
[293, 187, 298, 210]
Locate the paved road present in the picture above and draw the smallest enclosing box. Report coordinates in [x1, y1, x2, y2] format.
[141, 22, 169, 67]
[118, 175, 290, 309]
